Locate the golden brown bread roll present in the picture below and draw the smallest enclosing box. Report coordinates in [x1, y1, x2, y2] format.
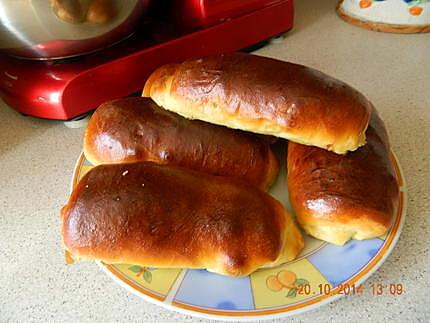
[86, 0, 115, 24]
[84, 97, 279, 190]
[143, 53, 372, 154]
[50, 0, 86, 24]
[287, 111, 399, 245]
[50, 0, 115, 24]
[61, 162, 304, 276]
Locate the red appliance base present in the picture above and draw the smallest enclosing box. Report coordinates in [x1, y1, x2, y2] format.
[0, 1, 293, 120]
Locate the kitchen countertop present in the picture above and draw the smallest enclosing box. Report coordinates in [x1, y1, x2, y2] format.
[1, 0, 429, 321]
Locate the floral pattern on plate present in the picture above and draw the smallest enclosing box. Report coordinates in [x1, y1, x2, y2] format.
[250, 259, 331, 308]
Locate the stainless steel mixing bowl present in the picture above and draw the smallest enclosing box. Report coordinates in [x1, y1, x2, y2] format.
[0, 0, 150, 60]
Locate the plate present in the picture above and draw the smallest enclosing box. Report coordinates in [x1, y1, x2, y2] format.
[71, 150, 406, 320]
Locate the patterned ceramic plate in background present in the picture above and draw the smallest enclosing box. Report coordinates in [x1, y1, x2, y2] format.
[71, 150, 406, 320]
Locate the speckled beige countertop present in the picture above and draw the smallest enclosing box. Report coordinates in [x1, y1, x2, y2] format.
[1, 0, 429, 322]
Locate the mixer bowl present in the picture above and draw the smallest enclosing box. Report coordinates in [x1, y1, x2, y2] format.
[0, 0, 150, 60]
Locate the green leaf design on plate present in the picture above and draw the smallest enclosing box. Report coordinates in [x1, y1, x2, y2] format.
[143, 270, 152, 283]
[295, 278, 309, 286]
[286, 288, 297, 298]
[128, 265, 142, 273]
[406, 0, 430, 5]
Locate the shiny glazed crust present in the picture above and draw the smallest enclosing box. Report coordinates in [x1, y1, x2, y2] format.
[83, 97, 279, 190]
[143, 53, 371, 154]
[287, 111, 399, 245]
[61, 162, 304, 276]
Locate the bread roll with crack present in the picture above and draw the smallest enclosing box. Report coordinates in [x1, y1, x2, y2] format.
[287, 111, 399, 245]
[61, 162, 304, 276]
[143, 53, 371, 154]
[84, 97, 279, 190]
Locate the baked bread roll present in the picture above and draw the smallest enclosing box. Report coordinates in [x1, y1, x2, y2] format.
[287, 111, 399, 245]
[86, 0, 115, 24]
[50, 0, 115, 24]
[50, 0, 86, 24]
[84, 97, 279, 190]
[61, 162, 304, 276]
[143, 53, 372, 154]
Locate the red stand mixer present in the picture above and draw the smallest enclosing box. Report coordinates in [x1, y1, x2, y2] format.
[0, 0, 294, 120]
